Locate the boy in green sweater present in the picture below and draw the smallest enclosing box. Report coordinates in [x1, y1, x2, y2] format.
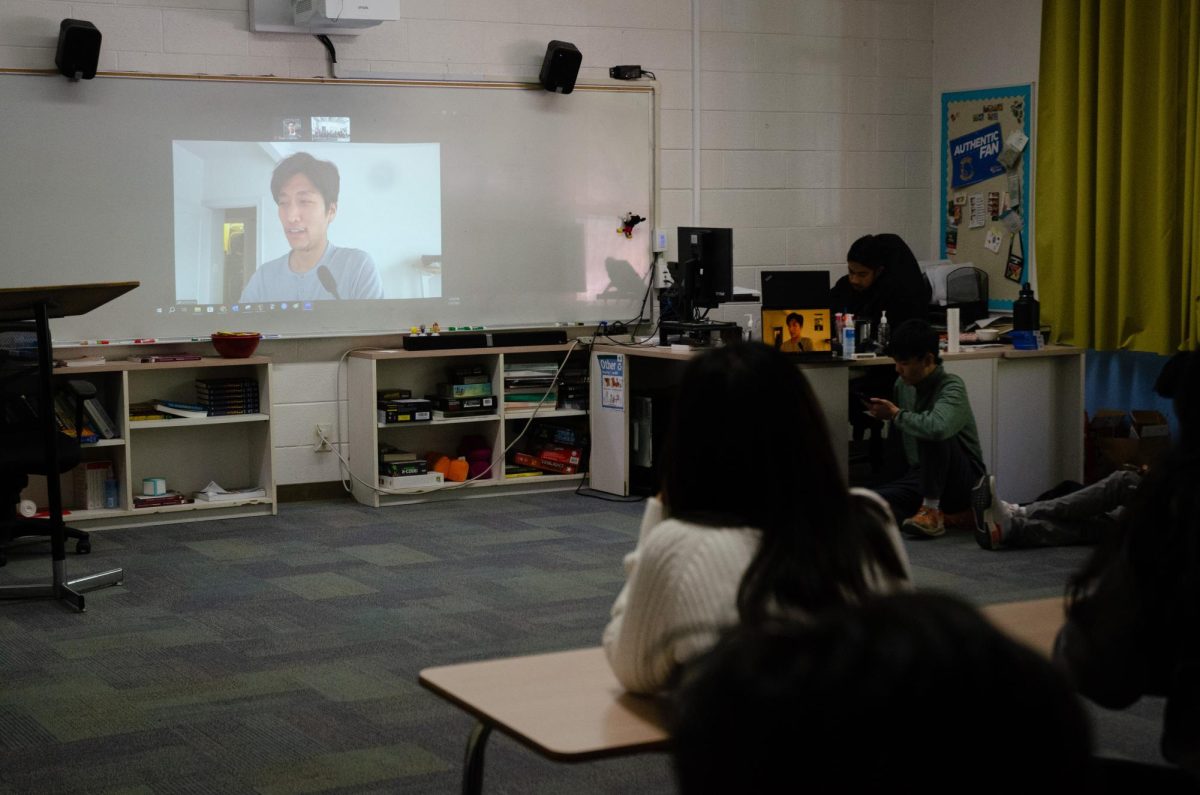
[866, 319, 987, 538]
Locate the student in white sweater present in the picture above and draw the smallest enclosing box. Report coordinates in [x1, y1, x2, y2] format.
[603, 343, 913, 694]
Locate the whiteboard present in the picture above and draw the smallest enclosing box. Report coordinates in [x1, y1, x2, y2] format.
[0, 71, 655, 344]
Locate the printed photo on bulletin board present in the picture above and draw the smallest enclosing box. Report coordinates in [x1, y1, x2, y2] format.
[940, 84, 1033, 309]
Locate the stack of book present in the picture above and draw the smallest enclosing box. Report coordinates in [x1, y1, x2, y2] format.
[428, 364, 496, 419]
[153, 399, 211, 419]
[133, 491, 192, 509]
[128, 401, 171, 421]
[195, 377, 261, 416]
[556, 366, 589, 410]
[502, 362, 557, 410]
[378, 444, 429, 478]
[377, 445, 445, 488]
[377, 390, 433, 424]
[510, 420, 588, 475]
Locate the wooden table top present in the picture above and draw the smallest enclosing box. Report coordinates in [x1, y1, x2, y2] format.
[419, 647, 668, 761]
[980, 596, 1065, 658]
[419, 597, 1065, 762]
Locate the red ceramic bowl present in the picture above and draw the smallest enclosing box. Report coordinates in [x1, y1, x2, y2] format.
[211, 332, 262, 358]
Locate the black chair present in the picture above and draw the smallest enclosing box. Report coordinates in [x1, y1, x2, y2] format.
[0, 337, 95, 567]
[0, 283, 131, 611]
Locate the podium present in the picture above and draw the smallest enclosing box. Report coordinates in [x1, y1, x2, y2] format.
[0, 282, 138, 611]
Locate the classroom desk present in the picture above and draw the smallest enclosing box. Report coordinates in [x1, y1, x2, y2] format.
[588, 343, 1085, 503]
[418, 647, 668, 795]
[980, 595, 1065, 658]
[420, 597, 1065, 793]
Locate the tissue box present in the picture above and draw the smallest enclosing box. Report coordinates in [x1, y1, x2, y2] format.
[142, 477, 167, 496]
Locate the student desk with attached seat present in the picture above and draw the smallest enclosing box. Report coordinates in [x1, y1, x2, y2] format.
[588, 343, 1085, 504]
[419, 597, 1065, 793]
[419, 647, 668, 795]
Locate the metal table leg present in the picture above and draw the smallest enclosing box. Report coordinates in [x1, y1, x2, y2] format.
[462, 722, 493, 795]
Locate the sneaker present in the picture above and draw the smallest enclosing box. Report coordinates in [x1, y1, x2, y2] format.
[901, 505, 945, 538]
[971, 474, 1004, 550]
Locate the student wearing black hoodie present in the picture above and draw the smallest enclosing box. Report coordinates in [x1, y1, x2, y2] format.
[834, 233, 932, 473]
[831, 233, 931, 336]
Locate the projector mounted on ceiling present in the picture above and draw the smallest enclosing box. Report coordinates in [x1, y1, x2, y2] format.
[292, 0, 399, 29]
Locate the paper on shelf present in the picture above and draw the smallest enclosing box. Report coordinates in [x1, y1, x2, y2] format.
[194, 481, 267, 501]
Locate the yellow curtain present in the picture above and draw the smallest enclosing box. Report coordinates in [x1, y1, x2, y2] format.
[1037, 0, 1200, 354]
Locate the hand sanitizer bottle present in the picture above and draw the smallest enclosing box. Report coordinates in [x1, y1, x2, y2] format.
[876, 311, 890, 353]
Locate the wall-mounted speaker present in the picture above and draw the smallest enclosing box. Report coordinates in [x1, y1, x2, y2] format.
[55, 19, 102, 81]
[539, 40, 581, 94]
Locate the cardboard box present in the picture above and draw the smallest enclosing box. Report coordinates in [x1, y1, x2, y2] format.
[1130, 410, 1170, 438]
[1087, 409, 1171, 481]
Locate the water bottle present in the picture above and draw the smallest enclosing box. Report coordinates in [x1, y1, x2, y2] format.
[877, 310, 890, 353]
[842, 324, 856, 359]
[1013, 283, 1040, 332]
[104, 478, 119, 509]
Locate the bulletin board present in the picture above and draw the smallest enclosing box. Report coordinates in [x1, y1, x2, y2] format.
[940, 84, 1034, 309]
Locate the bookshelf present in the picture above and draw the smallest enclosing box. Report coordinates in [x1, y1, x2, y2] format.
[22, 356, 277, 530]
[347, 345, 589, 506]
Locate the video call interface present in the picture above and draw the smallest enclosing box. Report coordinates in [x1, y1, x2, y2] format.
[169, 116, 442, 317]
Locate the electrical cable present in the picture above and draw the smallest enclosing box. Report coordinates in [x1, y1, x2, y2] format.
[315, 34, 337, 64]
[618, 256, 657, 328]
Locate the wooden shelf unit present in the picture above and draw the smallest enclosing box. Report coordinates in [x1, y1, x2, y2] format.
[348, 345, 589, 506]
[25, 356, 277, 530]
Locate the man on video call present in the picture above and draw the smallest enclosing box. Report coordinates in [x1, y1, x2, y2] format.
[238, 152, 383, 304]
[778, 312, 813, 353]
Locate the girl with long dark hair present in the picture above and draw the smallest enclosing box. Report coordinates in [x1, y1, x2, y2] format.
[602, 343, 912, 693]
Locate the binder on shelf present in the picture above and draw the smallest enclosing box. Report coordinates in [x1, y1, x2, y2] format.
[82, 397, 118, 439]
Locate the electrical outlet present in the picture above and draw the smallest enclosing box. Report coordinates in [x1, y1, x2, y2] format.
[652, 228, 669, 253]
[314, 423, 333, 453]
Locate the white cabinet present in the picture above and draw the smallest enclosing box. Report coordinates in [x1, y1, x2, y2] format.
[347, 345, 588, 506]
[26, 356, 276, 530]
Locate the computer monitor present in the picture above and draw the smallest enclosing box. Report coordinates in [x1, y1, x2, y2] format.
[676, 227, 733, 316]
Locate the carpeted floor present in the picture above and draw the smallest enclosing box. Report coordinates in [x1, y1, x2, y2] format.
[0, 490, 1168, 793]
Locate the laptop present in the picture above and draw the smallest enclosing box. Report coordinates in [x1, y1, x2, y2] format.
[760, 270, 835, 360]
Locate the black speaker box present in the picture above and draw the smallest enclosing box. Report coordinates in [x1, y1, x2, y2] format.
[56, 19, 102, 80]
[491, 330, 568, 347]
[403, 333, 488, 351]
[539, 40, 582, 94]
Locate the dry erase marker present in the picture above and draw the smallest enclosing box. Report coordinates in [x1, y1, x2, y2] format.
[133, 338, 157, 344]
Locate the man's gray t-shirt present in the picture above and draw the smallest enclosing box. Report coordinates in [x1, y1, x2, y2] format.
[238, 243, 383, 303]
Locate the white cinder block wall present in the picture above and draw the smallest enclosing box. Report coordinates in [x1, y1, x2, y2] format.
[0, 0, 1040, 486]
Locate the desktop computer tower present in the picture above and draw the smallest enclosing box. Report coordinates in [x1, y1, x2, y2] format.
[630, 388, 673, 496]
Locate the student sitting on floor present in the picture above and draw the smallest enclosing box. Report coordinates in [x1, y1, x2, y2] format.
[866, 318, 987, 538]
[1055, 349, 1200, 775]
[602, 343, 912, 694]
[972, 351, 1196, 550]
[669, 593, 1094, 794]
